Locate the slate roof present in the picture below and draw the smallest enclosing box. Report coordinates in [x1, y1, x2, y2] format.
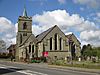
[66, 33, 81, 44]
[19, 34, 37, 47]
[23, 6, 27, 17]
[7, 44, 16, 50]
[66, 33, 73, 39]
[36, 25, 57, 42]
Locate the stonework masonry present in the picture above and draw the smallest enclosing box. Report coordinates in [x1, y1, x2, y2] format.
[16, 8, 81, 61]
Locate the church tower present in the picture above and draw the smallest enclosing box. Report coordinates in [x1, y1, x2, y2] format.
[16, 7, 32, 61]
[16, 7, 32, 46]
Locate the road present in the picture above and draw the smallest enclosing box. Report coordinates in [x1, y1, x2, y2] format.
[0, 61, 99, 75]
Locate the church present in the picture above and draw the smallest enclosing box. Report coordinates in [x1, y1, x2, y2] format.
[16, 8, 81, 61]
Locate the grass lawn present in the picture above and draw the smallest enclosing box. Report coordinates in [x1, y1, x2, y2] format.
[50, 60, 100, 69]
[0, 58, 11, 61]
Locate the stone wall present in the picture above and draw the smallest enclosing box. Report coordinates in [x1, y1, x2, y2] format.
[48, 51, 71, 60]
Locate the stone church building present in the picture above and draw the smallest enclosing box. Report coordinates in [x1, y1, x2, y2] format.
[16, 8, 81, 61]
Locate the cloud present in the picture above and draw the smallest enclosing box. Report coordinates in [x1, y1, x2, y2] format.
[0, 10, 99, 47]
[91, 12, 100, 24]
[0, 17, 16, 47]
[80, 7, 84, 11]
[32, 24, 44, 36]
[73, 0, 100, 9]
[81, 41, 88, 47]
[32, 10, 97, 32]
[95, 12, 100, 23]
[28, 0, 47, 6]
[94, 18, 100, 23]
[58, 0, 66, 4]
[15, 23, 18, 33]
[96, 12, 100, 18]
[75, 20, 97, 31]
[32, 9, 100, 46]
[0, 17, 13, 32]
[80, 30, 100, 46]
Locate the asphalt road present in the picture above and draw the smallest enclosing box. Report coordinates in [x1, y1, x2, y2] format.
[0, 61, 99, 75]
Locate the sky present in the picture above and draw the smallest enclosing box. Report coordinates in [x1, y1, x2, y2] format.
[0, 0, 100, 47]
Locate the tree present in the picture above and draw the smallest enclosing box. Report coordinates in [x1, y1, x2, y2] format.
[87, 44, 92, 50]
[93, 47, 100, 59]
[81, 44, 100, 61]
[81, 45, 87, 55]
[97, 49, 100, 59]
[0, 40, 6, 51]
[81, 44, 93, 60]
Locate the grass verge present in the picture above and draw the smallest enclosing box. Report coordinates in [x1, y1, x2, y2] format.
[49, 60, 100, 69]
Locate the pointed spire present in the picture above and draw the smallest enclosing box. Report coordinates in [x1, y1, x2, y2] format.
[23, 6, 27, 17]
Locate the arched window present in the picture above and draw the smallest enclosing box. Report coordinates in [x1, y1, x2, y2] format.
[50, 37, 52, 50]
[59, 38, 62, 50]
[55, 33, 57, 50]
[32, 45, 34, 53]
[20, 34, 22, 44]
[23, 22, 27, 29]
[71, 42, 76, 60]
[29, 45, 31, 53]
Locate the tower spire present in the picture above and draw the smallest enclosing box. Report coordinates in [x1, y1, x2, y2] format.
[23, 6, 27, 17]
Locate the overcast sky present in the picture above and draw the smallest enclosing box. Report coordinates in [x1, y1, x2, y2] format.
[0, 0, 100, 47]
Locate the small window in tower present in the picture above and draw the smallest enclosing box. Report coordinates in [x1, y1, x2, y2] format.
[23, 22, 27, 29]
[20, 34, 22, 44]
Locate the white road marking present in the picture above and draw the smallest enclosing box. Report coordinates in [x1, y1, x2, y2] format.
[0, 66, 6, 68]
[17, 70, 36, 75]
[0, 64, 18, 68]
[18, 70, 48, 75]
[0, 64, 48, 75]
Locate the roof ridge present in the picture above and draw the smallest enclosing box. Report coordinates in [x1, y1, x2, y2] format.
[36, 25, 57, 42]
[36, 26, 54, 37]
[19, 34, 32, 47]
[41, 25, 56, 41]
